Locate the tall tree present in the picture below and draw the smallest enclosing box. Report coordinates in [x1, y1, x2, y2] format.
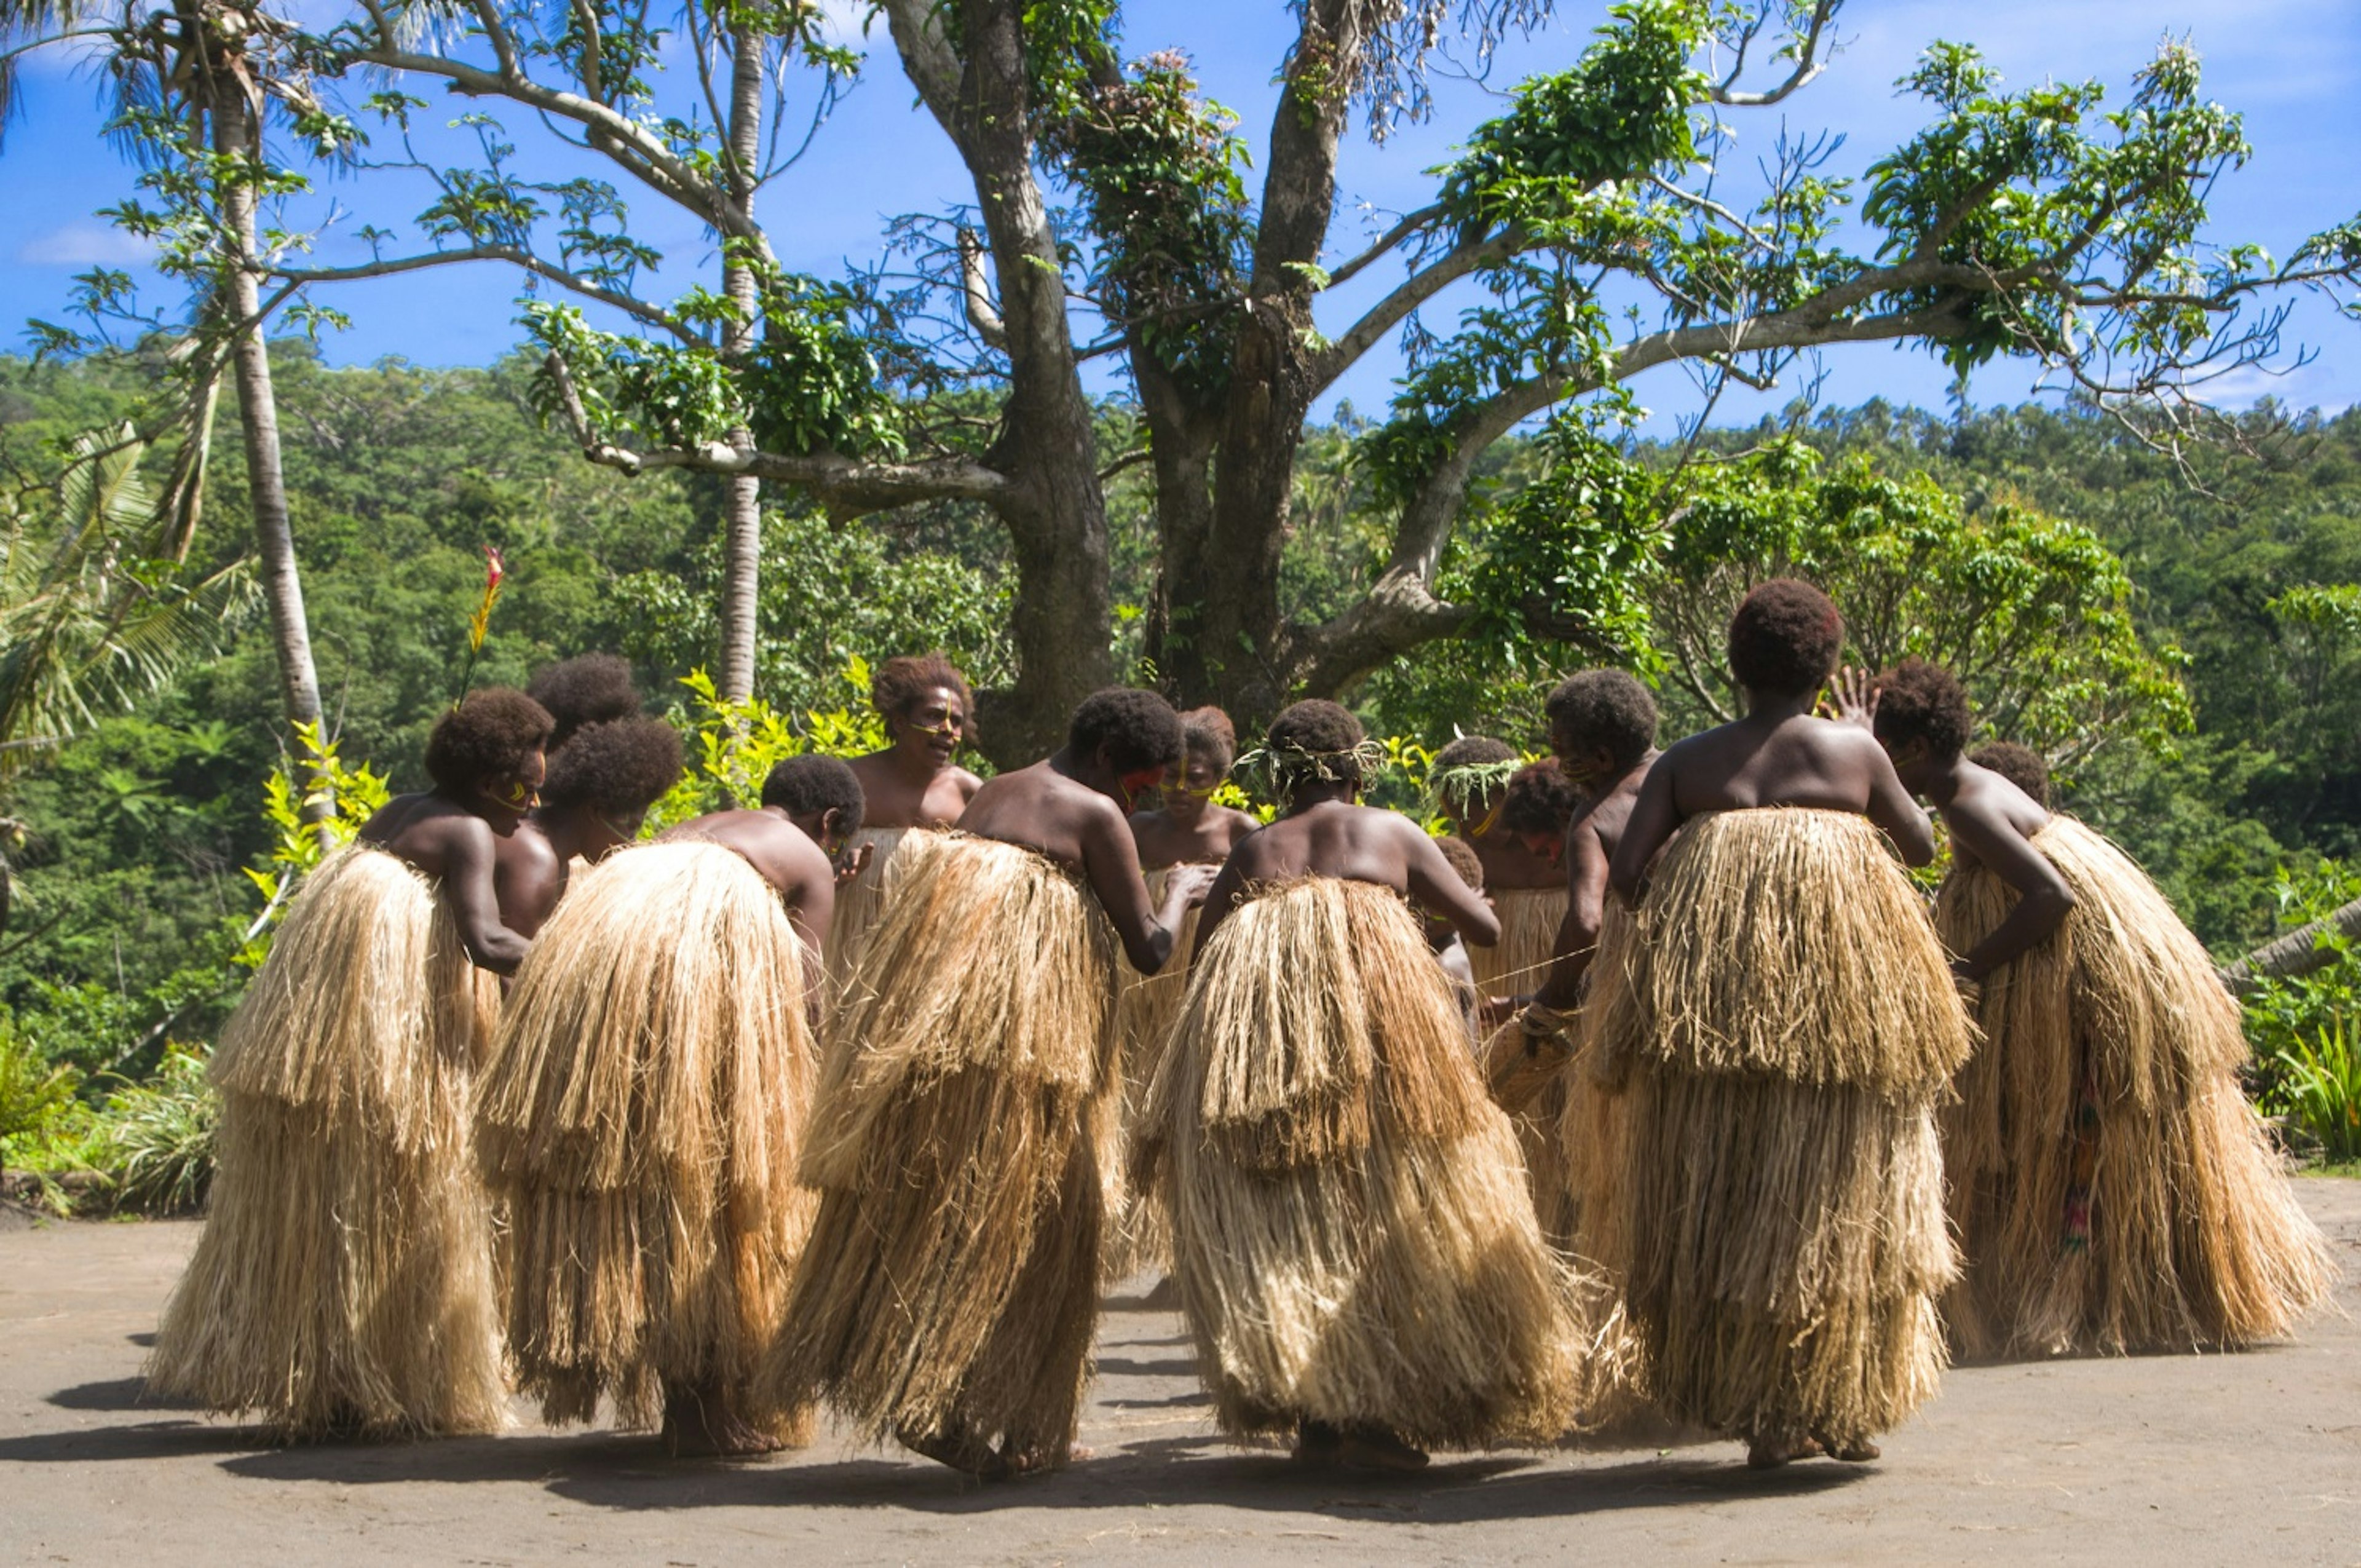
[260, 0, 2361, 750]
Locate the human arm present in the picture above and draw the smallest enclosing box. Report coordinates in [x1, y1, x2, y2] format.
[439, 818, 537, 976]
[1189, 854, 1251, 962]
[1943, 799, 2074, 982]
[1081, 802, 1209, 973]
[1535, 815, 1612, 1009]
[1608, 754, 1681, 908]
[1861, 736, 1938, 866]
[1404, 824, 1501, 948]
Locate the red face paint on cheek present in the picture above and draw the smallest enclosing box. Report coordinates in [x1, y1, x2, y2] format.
[1117, 768, 1165, 815]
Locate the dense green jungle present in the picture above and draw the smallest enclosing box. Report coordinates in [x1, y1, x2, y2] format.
[2, 343, 2357, 1200]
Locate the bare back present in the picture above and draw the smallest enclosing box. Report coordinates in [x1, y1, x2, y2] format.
[1614, 710, 1934, 902]
[959, 761, 1200, 973]
[660, 807, 838, 954]
[1197, 800, 1499, 959]
[358, 791, 558, 974]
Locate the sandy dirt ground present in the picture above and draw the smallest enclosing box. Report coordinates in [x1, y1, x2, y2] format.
[2, 1180, 2357, 1567]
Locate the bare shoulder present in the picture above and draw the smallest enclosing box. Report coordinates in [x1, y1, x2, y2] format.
[1214, 806, 1261, 847]
[952, 766, 984, 799]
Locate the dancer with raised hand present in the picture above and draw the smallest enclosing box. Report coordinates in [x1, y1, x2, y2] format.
[831, 652, 984, 1005]
[1488, 672, 1663, 1267]
[1430, 735, 1565, 1005]
[480, 752, 855, 1459]
[148, 690, 557, 1439]
[1839, 659, 2331, 1357]
[767, 691, 1211, 1480]
[1139, 700, 1602, 1475]
[1105, 707, 1257, 1283]
[1600, 580, 1972, 1470]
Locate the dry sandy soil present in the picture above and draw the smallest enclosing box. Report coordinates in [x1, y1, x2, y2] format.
[3, 1181, 2357, 1567]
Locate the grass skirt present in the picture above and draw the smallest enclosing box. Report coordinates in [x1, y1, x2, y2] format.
[1469, 887, 1577, 1257]
[1600, 810, 1971, 1451]
[1139, 877, 1599, 1448]
[476, 842, 818, 1432]
[821, 825, 916, 1013]
[1936, 816, 2333, 1356]
[146, 847, 505, 1438]
[1102, 867, 1202, 1281]
[761, 833, 1121, 1455]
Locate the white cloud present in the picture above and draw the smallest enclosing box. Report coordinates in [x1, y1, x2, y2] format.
[15, 221, 151, 267]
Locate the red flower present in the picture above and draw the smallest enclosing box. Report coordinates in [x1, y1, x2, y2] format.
[484, 544, 505, 590]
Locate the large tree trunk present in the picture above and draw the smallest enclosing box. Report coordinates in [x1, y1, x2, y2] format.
[210, 66, 328, 833]
[885, 0, 1113, 762]
[718, 26, 766, 701]
[1156, 0, 1356, 727]
[2219, 896, 2361, 996]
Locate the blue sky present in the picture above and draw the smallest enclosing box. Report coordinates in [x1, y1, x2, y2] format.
[4, 0, 2357, 430]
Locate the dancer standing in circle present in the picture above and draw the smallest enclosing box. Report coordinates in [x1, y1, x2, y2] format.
[1601, 581, 1972, 1470]
[1840, 658, 2331, 1357]
[149, 690, 556, 1438]
[767, 690, 1211, 1479]
[830, 654, 984, 1007]
[1141, 700, 1601, 1474]
[1105, 707, 1257, 1283]
[481, 753, 855, 1459]
[1431, 735, 1564, 1007]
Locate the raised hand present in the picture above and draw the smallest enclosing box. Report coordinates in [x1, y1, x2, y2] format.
[1822, 665, 1880, 731]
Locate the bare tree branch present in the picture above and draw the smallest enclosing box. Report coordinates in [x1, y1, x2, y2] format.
[270, 245, 699, 342]
[1711, 0, 1837, 108]
[1321, 203, 1445, 291]
[957, 229, 1008, 350]
[1311, 223, 1527, 392]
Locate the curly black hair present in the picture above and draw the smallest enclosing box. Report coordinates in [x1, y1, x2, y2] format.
[1728, 578, 1845, 698]
[1180, 706, 1238, 771]
[539, 715, 684, 819]
[1069, 687, 1185, 773]
[1433, 834, 1485, 892]
[1544, 669, 1659, 772]
[762, 753, 867, 836]
[1969, 740, 2051, 808]
[424, 688, 554, 793]
[1265, 699, 1369, 792]
[526, 654, 641, 748]
[1430, 734, 1518, 815]
[1499, 759, 1582, 839]
[871, 652, 976, 737]
[1871, 657, 1973, 762]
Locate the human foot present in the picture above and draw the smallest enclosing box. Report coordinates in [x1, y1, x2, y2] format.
[898, 1423, 1005, 1478]
[663, 1385, 784, 1459]
[1294, 1420, 1343, 1465]
[1339, 1427, 1430, 1473]
[1746, 1434, 1824, 1470]
[1817, 1433, 1881, 1463]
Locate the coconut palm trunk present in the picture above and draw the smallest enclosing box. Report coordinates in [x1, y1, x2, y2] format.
[717, 22, 765, 703]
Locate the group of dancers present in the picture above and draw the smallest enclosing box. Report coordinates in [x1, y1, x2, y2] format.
[146, 579, 2334, 1479]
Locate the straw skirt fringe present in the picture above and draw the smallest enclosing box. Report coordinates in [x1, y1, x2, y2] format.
[1937, 815, 2333, 1357]
[1102, 867, 1203, 1281]
[1141, 877, 1597, 1447]
[476, 842, 818, 1431]
[762, 833, 1121, 1454]
[1469, 888, 1578, 1254]
[821, 825, 916, 1012]
[146, 847, 505, 1438]
[1603, 810, 1970, 1450]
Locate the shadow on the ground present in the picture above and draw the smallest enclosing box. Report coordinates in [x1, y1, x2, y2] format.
[529, 1433, 1869, 1523]
[0, 1420, 272, 1463]
[220, 1431, 694, 1487]
[47, 1377, 207, 1412]
[1091, 1356, 1199, 1377]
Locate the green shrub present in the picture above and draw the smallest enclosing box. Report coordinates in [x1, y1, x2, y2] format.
[94, 1045, 217, 1215]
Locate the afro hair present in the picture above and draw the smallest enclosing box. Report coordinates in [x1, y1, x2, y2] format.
[1872, 657, 1974, 762]
[1069, 687, 1185, 774]
[762, 753, 867, 836]
[1728, 578, 1845, 698]
[1499, 759, 1583, 839]
[1180, 706, 1239, 770]
[526, 654, 641, 747]
[539, 715, 685, 819]
[870, 651, 976, 735]
[425, 688, 554, 793]
[1430, 734, 1519, 814]
[1544, 669, 1659, 772]
[1265, 699, 1370, 791]
[1433, 834, 1485, 892]
[1969, 740, 2052, 808]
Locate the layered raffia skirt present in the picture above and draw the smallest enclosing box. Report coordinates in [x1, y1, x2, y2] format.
[1139, 877, 1597, 1448]
[475, 842, 818, 1431]
[1471, 887, 1578, 1250]
[1937, 815, 2332, 1357]
[1102, 866, 1204, 1281]
[821, 825, 917, 1014]
[761, 833, 1120, 1455]
[146, 847, 505, 1438]
[1597, 810, 1971, 1452]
